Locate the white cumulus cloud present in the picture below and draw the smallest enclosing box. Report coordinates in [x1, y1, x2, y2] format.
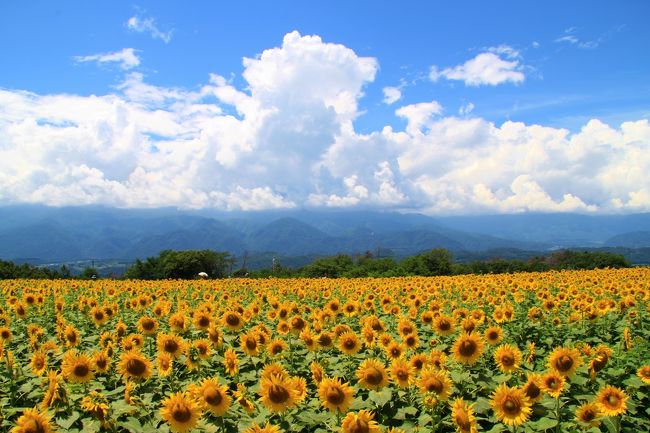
[126, 15, 173, 43]
[430, 52, 525, 86]
[74, 48, 141, 70]
[1, 32, 650, 214]
[382, 86, 402, 105]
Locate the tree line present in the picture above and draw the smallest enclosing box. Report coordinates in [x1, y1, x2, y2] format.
[0, 248, 632, 280]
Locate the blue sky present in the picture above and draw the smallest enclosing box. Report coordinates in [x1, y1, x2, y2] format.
[0, 1, 649, 214]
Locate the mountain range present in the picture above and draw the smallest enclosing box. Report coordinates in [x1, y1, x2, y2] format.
[0, 205, 649, 265]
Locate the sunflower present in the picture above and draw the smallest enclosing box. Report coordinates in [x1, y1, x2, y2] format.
[194, 339, 212, 359]
[223, 311, 244, 331]
[417, 367, 452, 400]
[169, 312, 188, 333]
[490, 383, 531, 426]
[261, 363, 289, 381]
[160, 392, 202, 433]
[429, 350, 448, 370]
[81, 391, 109, 421]
[452, 333, 484, 366]
[157, 353, 173, 377]
[575, 402, 601, 427]
[157, 333, 186, 359]
[93, 350, 111, 373]
[521, 373, 543, 402]
[494, 344, 522, 373]
[318, 377, 355, 413]
[267, 339, 288, 358]
[483, 326, 503, 346]
[40, 371, 62, 410]
[356, 359, 389, 391]
[450, 398, 478, 433]
[390, 358, 414, 388]
[403, 333, 420, 350]
[190, 377, 231, 416]
[90, 307, 108, 326]
[259, 373, 298, 412]
[118, 351, 152, 380]
[385, 341, 404, 360]
[224, 348, 239, 376]
[241, 331, 261, 356]
[10, 407, 54, 433]
[63, 324, 80, 347]
[409, 353, 429, 372]
[638, 365, 650, 385]
[596, 385, 628, 417]
[243, 422, 282, 433]
[193, 312, 212, 331]
[137, 316, 159, 335]
[433, 315, 455, 337]
[548, 346, 583, 377]
[338, 331, 362, 355]
[30, 350, 48, 376]
[61, 351, 95, 383]
[541, 371, 565, 398]
[311, 361, 324, 384]
[300, 329, 318, 351]
[291, 375, 308, 404]
[341, 410, 380, 433]
[207, 325, 223, 349]
[0, 326, 13, 342]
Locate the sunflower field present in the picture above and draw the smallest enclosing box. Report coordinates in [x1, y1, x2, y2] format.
[1, 268, 649, 433]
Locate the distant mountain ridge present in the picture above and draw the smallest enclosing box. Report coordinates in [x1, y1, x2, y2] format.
[0, 205, 649, 263]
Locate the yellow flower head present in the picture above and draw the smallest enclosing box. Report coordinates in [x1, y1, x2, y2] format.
[160, 392, 202, 433]
[490, 383, 532, 426]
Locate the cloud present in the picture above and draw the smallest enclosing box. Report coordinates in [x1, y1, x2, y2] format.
[2, 32, 650, 214]
[555, 28, 603, 49]
[382, 86, 402, 105]
[74, 48, 140, 70]
[430, 52, 525, 86]
[459, 102, 475, 116]
[126, 15, 173, 43]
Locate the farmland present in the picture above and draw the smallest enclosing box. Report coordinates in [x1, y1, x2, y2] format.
[1, 269, 649, 432]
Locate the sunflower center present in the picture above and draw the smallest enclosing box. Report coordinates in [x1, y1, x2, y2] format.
[525, 382, 541, 399]
[546, 378, 558, 389]
[225, 314, 240, 326]
[582, 409, 596, 421]
[171, 403, 192, 422]
[22, 419, 46, 433]
[326, 387, 346, 405]
[141, 319, 155, 330]
[164, 339, 179, 354]
[318, 334, 332, 346]
[459, 340, 477, 356]
[503, 397, 520, 415]
[344, 339, 356, 349]
[488, 331, 498, 341]
[607, 394, 620, 407]
[74, 363, 90, 377]
[438, 320, 450, 331]
[412, 358, 424, 369]
[126, 358, 147, 376]
[33, 357, 45, 369]
[396, 369, 409, 381]
[364, 368, 384, 385]
[427, 378, 443, 394]
[391, 347, 401, 357]
[94, 311, 104, 321]
[204, 387, 223, 406]
[501, 354, 514, 366]
[557, 355, 574, 371]
[245, 338, 257, 350]
[198, 316, 210, 327]
[268, 384, 290, 404]
[96, 358, 107, 370]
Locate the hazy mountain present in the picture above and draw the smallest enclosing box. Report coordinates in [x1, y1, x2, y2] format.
[1, 205, 649, 264]
[605, 231, 650, 248]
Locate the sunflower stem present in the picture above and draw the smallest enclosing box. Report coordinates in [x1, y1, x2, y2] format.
[614, 415, 621, 433]
[554, 397, 561, 433]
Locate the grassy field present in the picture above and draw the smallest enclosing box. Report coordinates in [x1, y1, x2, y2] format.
[1, 269, 649, 432]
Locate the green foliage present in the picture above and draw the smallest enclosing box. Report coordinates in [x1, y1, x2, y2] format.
[0, 259, 66, 279]
[124, 249, 232, 279]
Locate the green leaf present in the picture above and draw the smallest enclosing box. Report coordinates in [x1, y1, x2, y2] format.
[418, 413, 433, 426]
[534, 417, 558, 430]
[368, 388, 392, 407]
[82, 418, 101, 433]
[485, 423, 507, 433]
[119, 416, 143, 432]
[56, 411, 81, 430]
[395, 406, 418, 420]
